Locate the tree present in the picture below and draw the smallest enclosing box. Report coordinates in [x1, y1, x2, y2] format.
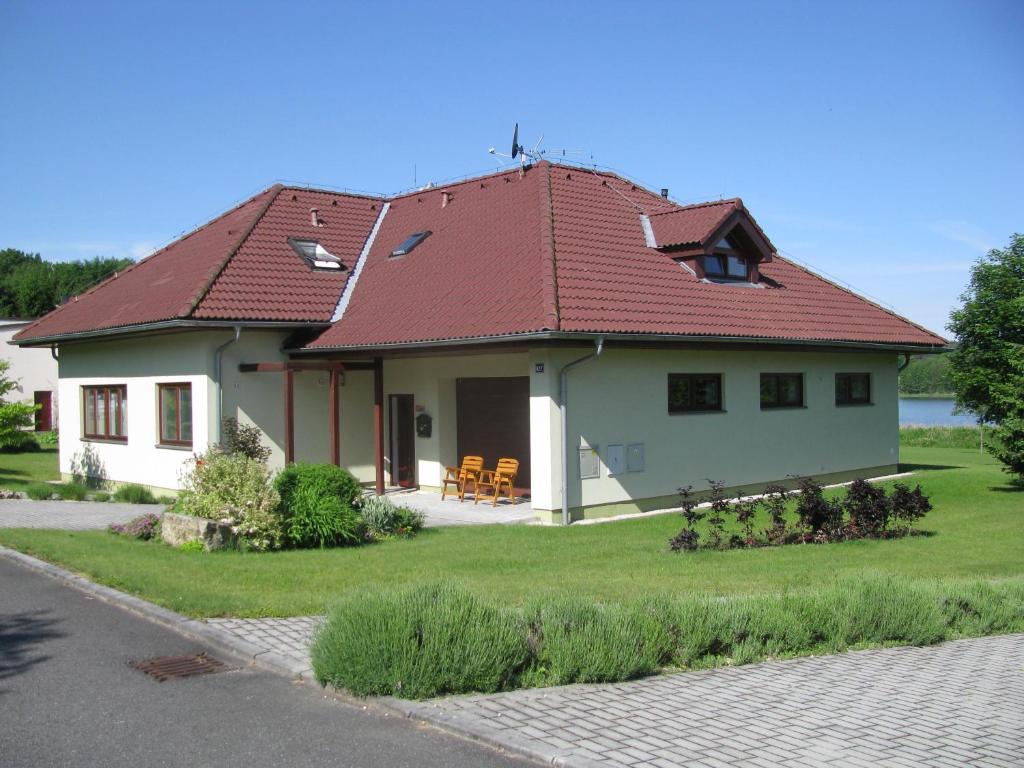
[0, 359, 37, 449]
[948, 233, 1024, 481]
[0, 248, 133, 318]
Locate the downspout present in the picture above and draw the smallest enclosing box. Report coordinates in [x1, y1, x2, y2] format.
[50, 344, 58, 361]
[213, 326, 242, 444]
[559, 337, 604, 526]
[897, 352, 912, 372]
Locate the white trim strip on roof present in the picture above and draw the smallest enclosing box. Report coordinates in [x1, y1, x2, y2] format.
[640, 214, 658, 248]
[331, 201, 390, 322]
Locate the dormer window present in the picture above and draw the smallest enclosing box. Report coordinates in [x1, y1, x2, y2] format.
[288, 238, 344, 270]
[391, 230, 431, 257]
[704, 237, 749, 281]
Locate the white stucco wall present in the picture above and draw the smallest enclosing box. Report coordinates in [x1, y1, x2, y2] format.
[2, 320, 59, 427]
[56, 332, 223, 490]
[528, 346, 900, 516]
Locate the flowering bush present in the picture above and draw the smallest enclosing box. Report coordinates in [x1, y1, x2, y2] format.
[358, 495, 425, 541]
[176, 449, 282, 551]
[109, 512, 161, 540]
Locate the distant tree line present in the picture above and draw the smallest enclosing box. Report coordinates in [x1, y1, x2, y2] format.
[0, 248, 134, 319]
[898, 354, 954, 395]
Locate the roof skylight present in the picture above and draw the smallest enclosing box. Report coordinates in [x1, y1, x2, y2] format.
[390, 230, 431, 257]
[288, 238, 344, 270]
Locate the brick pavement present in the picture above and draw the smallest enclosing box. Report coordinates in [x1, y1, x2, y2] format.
[0, 498, 159, 529]
[203, 612, 1024, 768]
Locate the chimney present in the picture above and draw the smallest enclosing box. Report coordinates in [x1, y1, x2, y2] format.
[660, 188, 669, 199]
[441, 191, 452, 208]
[310, 208, 323, 227]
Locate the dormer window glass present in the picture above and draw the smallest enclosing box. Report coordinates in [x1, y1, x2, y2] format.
[704, 234, 749, 281]
[288, 238, 343, 270]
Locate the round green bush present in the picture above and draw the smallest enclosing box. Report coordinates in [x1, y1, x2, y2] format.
[274, 463, 364, 548]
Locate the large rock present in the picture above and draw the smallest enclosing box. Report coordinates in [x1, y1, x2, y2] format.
[161, 511, 237, 551]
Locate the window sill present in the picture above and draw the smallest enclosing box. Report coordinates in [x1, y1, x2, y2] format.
[669, 409, 727, 415]
[81, 437, 128, 445]
[156, 443, 194, 452]
[835, 402, 874, 408]
[760, 405, 808, 411]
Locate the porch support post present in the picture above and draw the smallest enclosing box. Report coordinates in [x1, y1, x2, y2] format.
[373, 357, 384, 495]
[329, 368, 340, 466]
[283, 368, 295, 465]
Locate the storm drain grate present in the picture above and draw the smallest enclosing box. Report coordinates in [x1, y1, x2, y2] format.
[129, 653, 227, 682]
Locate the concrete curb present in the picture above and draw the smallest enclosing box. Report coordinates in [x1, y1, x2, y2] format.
[0, 544, 554, 765]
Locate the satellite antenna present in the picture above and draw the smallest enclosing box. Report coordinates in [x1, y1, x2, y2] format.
[489, 123, 581, 168]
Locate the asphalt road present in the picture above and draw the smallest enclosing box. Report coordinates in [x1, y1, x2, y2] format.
[0, 557, 534, 768]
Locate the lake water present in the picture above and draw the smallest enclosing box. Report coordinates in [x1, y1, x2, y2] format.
[899, 397, 977, 427]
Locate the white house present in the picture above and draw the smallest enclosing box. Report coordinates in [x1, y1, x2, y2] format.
[12, 163, 947, 522]
[1, 318, 59, 432]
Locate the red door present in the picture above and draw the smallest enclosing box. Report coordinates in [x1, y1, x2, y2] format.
[34, 391, 52, 432]
[389, 394, 416, 488]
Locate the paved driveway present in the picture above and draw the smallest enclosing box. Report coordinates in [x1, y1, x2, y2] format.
[0, 499, 159, 529]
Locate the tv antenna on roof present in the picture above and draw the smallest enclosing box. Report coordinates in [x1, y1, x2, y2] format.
[489, 123, 584, 168]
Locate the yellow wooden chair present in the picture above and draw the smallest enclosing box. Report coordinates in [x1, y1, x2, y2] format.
[475, 458, 519, 507]
[441, 455, 484, 502]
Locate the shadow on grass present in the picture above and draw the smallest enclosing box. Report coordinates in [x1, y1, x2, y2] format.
[990, 484, 1024, 494]
[899, 462, 965, 473]
[0, 609, 66, 694]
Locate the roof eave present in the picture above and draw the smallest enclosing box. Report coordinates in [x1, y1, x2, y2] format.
[289, 330, 951, 355]
[10, 319, 329, 347]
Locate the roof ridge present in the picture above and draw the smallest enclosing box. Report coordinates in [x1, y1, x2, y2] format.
[185, 184, 284, 317]
[278, 184, 384, 201]
[538, 162, 560, 331]
[388, 165, 532, 202]
[648, 198, 741, 216]
[13, 185, 283, 341]
[773, 253, 949, 344]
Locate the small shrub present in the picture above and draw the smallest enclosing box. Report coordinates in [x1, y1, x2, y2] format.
[313, 581, 528, 698]
[178, 539, 205, 553]
[890, 482, 933, 530]
[275, 464, 363, 548]
[176, 449, 282, 551]
[527, 597, 670, 685]
[108, 512, 161, 540]
[156, 495, 176, 506]
[26, 482, 55, 500]
[843, 478, 890, 537]
[762, 484, 789, 545]
[92, 491, 111, 502]
[669, 485, 702, 551]
[35, 430, 58, 447]
[219, 417, 272, 463]
[792, 476, 841, 537]
[359, 495, 425, 540]
[55, 482, 89, 501]
[732, 491, 759, 546]
[113, 484, 157, 504]
[705, 480, 729, 549]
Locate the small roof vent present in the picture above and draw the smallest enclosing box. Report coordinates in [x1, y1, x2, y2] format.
[390, 231, 431, 257]
[288, 238, 344, 270]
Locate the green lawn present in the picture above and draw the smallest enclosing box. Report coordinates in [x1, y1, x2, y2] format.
[0, 445, 1020, 618]
[0, 447, 59, 490]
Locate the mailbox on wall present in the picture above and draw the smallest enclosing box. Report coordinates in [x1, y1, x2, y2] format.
[415, 412, 432, 438]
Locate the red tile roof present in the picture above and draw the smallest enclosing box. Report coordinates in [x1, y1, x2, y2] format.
[14, 162, 947, 349]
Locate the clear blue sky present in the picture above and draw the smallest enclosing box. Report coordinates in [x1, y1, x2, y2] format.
[1, 0, 1020, 336]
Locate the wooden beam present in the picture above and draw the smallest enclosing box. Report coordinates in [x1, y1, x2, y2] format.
[329, 368, 340, 467]
[283, 368, 295, 465]
[240, 362, 286, 373]
[240, 361, 346, 373]
[373, 357, 384, 495]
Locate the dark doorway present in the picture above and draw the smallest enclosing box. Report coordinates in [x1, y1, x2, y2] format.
[388, 394, 416, 488]
[456, 377, 530, 492]
[33, 391, 52, 432]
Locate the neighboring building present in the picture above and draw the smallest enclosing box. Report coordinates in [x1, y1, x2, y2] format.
[12, 162, 947, 522]
[1, 318, 59, 432]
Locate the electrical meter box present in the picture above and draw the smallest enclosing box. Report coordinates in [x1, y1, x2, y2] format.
[627, 443, 645, 472]
[606, 444, 625, 476]
[579, 446, 600, 479]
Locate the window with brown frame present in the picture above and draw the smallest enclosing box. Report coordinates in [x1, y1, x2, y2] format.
[668, 373, 723, 413]
[835, 373, 871, 406]
[82, 385, 127, 441]
[760, 373, 804, 409]
[158, 383, 193, 447]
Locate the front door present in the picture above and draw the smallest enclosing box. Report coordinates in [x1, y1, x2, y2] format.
[33, 391, 52, 432]
[389, 394, 416, 488]
[456, 377, 531, 491]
